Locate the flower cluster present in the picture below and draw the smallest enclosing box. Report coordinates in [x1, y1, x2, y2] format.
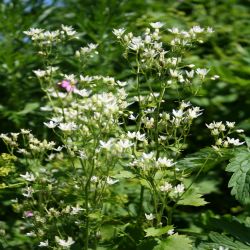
[206, 121, 244, 150]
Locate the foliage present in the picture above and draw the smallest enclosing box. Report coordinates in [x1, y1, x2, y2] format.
[0, 0, 250, 249]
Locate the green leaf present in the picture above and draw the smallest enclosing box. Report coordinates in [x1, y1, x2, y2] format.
[17, 102, 39, 115]
[177, 147, 232, 172]
[144, 225, 173, 237]
[153, 234, 192, 250]
[226, 148, 250, 204]
[178, 188, 208, 207]
[209, 232, 250, 250]
[209, 216, 250, 244]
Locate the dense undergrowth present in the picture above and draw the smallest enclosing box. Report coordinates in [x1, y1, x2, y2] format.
[0, 1, 250, 249]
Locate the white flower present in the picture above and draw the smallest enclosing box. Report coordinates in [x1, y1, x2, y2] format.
[213, 247, 229, 250]
[55, 236, 75, 248]
[172, 109, 184, 118]
[22, 186, 34, 198]
[58, 122, 78, 131]
[129, 37, 144, 51]
[61, 25, 76, 36]
[169, 69, 179, 78]
[135, 132, 146, 141]
[117, 139, 133, 149]
[168, 27, 179, 34]
[129, 114, 137, 120]
[167, 229, 175, 235]
[106, 177, 119, 185]
[157, 157, 175, 168]
[100, 139, 113, 150]
[207, 27, 214, 33]
[145, 213, 155, 221]
[91, 176, 99, 183]
[191, 26, 204, 33]
[142, 152, 154, 161]
[160, 182, 173, 192]
[174, 184, 185, 194]
[226, 121, 235, 128]
[196, 68, 209, 79]
[71, 205, 84, 215]
[185, 70, 194, 78]
[38, 240, 49, 247]
[227, 137, 245, 146]
[113, 28, 126, 38]
[20, 172, 35, 182]
[187, 107, 203, 119]
[150, 22, 164, 29]
[44, 120, 58, 129]
[33, 69, 46, 78]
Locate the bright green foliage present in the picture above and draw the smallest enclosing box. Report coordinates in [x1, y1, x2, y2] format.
[153, 234, 192, 250]
[144, 225, 174, 237]
[208, 231, 250, 250]
[178, 188, 208, 207]
[177, 147, 233, 172]
[226, 148, 250, 204]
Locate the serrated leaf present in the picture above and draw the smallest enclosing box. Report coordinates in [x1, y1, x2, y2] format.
[226, 148, 250, 204]
[209, 231, 250, 250]
[209, 216, 250, 244]
[153, 234, 192, 250]
[177, 147, 232, 172]
[178, 188, 208, 207]
[144, 225, 173, 237]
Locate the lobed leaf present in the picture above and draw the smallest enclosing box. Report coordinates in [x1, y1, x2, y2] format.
[226, 148, 250, 204]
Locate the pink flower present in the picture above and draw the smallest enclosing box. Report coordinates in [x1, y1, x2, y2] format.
[24, 211, 34, 218]
[58, 80, 76, 92]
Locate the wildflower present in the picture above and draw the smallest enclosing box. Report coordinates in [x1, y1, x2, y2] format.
[227, 137, 244, 146]
[172, 109, 184, 118]
[44, 120, 58, 129]
[142, 152, 154, 161]
[174, 183, 185, 194]
[160, 182, 173, 192]
[226, 121, 235, 128]
[26, 231, 36, 237]
[61, 25, 76, 36]
[191, 26, 204, 33]
[207, 27, 214, 33]
[58, 122, 78, 131]
[58, 80, 76, 92]
[129, 37, 144, 51]
[145, 213, 155, 221]
[117, 139, 133, 149]
[213, 247, 229, 250]
[157, 157, 175, 168]
[185, 70, 194, 78]
[38, 240, 49, 247]
[106, 177, 119, 185]
[24, 211, 34, 218]
[70, 205, 84, 215]
[20, 172, 36, 182]
[112, 28, 126, 38]
[187, 107, 203, 119]
[168, 27, 180, 34]
[196, 68, 209, 79]
[169, 69, 179, 78]
[100, 139, 113, 150]
[55, 236, 75, 248]
[22, 186, 34, 198]
[91, 176, 99, 183]
[150, 22, 164, 29]
[167, 229, 175, 235]
[33, 69, 46, 78]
